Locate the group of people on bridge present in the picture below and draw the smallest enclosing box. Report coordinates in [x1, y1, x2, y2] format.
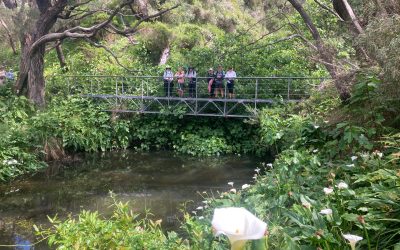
[163, 65, 237, 99]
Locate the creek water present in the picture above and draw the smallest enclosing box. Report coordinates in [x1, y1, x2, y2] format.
[0, 151, 261, 249]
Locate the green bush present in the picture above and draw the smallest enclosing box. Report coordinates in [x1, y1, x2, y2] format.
[38, 195, 188, 250]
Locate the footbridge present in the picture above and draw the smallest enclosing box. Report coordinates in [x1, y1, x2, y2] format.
[48, 75, 325, 118]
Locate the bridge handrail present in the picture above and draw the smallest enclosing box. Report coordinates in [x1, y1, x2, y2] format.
[47, 74, 328, 103]
[47, 75, 329, 80]
[46, 74, 326, 117]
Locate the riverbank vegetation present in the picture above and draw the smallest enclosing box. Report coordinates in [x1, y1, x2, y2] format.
[1, 0, 400, 249]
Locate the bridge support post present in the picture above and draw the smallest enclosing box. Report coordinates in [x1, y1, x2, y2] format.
[287, 78, 292, 100]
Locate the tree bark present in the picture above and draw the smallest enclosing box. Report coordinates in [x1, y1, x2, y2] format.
[14, 34, 33, 96]
[333, 0, 364, 34]
[27, 44, 46, 105]
[55, 41, 68, 71]
[14, 0, 68, 106]
[288, 0, 351, 101]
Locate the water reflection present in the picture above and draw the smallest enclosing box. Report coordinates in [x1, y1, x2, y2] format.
[0, 151, 260, 249]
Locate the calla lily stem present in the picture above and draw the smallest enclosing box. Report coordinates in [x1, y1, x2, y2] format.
[362, 224, 371, 250]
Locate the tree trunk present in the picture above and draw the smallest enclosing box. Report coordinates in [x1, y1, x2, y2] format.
[333, 0, 364, 34]
[14, 33, 46, 106]
[15, 34, 32, 96]
[14, 0, 68, 106]
[27, 44, 46, 105]
[288, 0, 351, 101]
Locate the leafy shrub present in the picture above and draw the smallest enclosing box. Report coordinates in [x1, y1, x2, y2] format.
[174, 133, 231, 156]
[38, 195, 188, 249]
[257, 107, 310, 153]
[0, 86, 45, 181]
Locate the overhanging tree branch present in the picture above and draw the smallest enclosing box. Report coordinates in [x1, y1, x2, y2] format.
[287, 0, 352, 101]
[29, 0, 134, 55]
[314, 0, 345, 21]
[108, 4, 180, 35]
[84, 38, 142, 73]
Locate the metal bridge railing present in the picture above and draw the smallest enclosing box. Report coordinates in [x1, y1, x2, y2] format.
[47, 75, 326, 101]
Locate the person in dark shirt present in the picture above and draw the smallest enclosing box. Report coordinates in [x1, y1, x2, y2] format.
[214, 65, 225, 98]
[207, 68, 215, 98]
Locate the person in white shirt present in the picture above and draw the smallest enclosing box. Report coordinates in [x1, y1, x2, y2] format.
[225, 67, 237, 98]
[163, 66, 174, 97]
[185, 67, 197, 98]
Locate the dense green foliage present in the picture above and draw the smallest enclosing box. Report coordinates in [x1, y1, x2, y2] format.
[0, 81, 264, 181]
[1, 0, 400, 249]
[39, 75, 400, 249]
[37, 194, 188, 249]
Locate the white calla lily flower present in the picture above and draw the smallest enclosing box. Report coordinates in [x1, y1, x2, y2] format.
[343, 234, 363, 250]
[212, 207, 267, 250]
[323, 187, 334, 195]
[241, 184, 251, 190]
[337, 182, 349, 189]
[228, 182, 234, 187]
[3, 159, 18, 165]
[351, 156, 358, 161]
[319, 208, 333, 215]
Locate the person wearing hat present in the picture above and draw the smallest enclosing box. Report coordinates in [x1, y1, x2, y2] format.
[207, 68, 215, 98]
[163, 65, 174, 97]
[185, 66, 197, 98]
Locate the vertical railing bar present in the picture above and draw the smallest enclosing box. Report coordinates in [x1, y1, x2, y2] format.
[287, 78, 291, 101]
[141, 79, 144, 112]
[255, 78, 258, 110]
[121, 77, 124, 95]
[115, 77, 118, 108]
[195, 78, 198, 115]
[223, 80, 227, 117]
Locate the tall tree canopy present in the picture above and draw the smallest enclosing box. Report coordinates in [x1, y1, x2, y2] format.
[1, 0, 178, 105]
